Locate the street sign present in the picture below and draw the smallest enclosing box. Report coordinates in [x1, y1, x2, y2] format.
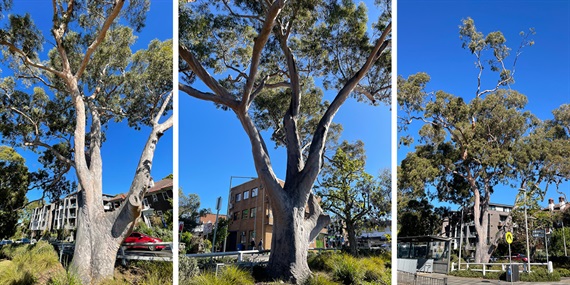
[506, 232, 513, 244]
[532, 229, 545, 238]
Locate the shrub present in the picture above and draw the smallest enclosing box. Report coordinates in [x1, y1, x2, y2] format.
[308, 252, 334, 272]
[330, 254, 365, 285]
[449, 269, 483, 278]
[185, 266, 254, 285]
[0, 241, 62, 284]
[519, 267, 561, 282]
[304, 272, 341, 285]
[179, 255, 200, 283]
[482, 271, 503, 280]
[557, 267, 570, 277]
[360, 256, 388, 283]
[48, 270, 82, 285]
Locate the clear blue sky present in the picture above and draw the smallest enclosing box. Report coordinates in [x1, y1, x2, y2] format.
[398, 0, 570, 209]
[4, 1, 174, 202]
[179, 0, 391, 213]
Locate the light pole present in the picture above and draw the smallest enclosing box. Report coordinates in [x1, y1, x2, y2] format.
[223, 176, 256, 252]
[519, 188, 531, 272]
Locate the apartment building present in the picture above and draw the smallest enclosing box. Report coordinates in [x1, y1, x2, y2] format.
[29, 178, 173, 238]
[441, 202, 513, 252]
[226, 178, 326, 251]
[227, 178, 275, 251]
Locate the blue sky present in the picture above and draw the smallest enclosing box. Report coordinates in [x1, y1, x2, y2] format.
[179, 0, 391, 213]
[3, 1, 174, 202]
[398, 0, 570, 209]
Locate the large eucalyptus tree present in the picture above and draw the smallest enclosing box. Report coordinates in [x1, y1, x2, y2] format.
[0, 1, 172, 283]
[398, 18, 570, 263]
[180, 0, 391, 282]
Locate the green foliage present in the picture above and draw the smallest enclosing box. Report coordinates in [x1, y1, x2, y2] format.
[482, 271, 503, 280]
[556, 268, 570, 277]
[304, 273, 341, 285]
[185, 266, 254, 285]
[449, 270, 483, 278]
[48, 270, 82, 285]
[520, 267, 561, 282]
[0, 146, 28, 239]
[317, 141, 390, 254]
[179, 255, 200, 284]
[134, 221, 173, 242]
[398, 198, 449, 237]
[329, 254, 365, 285]
[0, 241, 62, 284]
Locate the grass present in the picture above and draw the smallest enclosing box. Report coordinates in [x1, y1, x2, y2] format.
[0, 241, 64, 284]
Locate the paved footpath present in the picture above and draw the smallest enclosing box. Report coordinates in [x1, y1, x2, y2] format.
[421, 273, 570, 285]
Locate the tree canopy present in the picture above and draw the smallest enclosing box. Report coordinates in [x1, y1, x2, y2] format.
[0, 145, 28, 239]
[398, 18, 569, 262]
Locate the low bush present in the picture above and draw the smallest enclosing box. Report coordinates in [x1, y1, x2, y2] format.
[304, 272, 341, 285]
[330, 254, 365, 285]
[557, 267, 570, 277]
[308, 251, 334, 272]
[179, 255, 200, 283]
[519, 267, 561, 282]
[482, 271, 503, 280]
[0, 241, 63, 284]
[449, 269, 483, 278]
[184, 266, 254, 285]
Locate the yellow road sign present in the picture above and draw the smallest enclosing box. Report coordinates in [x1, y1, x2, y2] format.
[506, 231, 513, 244]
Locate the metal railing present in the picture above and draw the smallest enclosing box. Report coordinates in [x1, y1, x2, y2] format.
[398, 271, 448, 285]
[53, 241, 174, 264]
[451, 261, 550, 275]
[186, 249, 270, 263]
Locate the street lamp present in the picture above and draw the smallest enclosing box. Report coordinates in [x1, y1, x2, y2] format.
[223, 176, 256, 252]
[519, 187, 531, 272]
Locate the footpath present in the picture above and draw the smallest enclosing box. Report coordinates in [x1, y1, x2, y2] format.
[424, 273, 570, 285]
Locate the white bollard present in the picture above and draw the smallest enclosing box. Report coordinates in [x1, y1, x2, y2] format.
[548, 261, 553, 273]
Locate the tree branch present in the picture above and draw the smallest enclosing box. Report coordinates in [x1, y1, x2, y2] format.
[75, 0, 125, 79]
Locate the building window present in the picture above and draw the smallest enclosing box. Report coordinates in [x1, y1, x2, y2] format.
[152, 194, 158, 202]
[143, 198, 149, 208]
[162, 192, 169, 200]
[233, 212, 238, 221]
[242, 209, 249, 219]
[250, 207, 256, 218]
[251, 187, 258, 197]
[157, 210, 163, 216]
[235, 193, 242, 202]
[243, 191, 249, 200]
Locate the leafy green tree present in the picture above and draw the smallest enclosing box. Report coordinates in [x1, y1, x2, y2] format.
[179, 191, 209, 231]
[316, 140, 389, 255]
[398, 18, 569, 263]
[398, 199, 449, 237]
[0, 146, 28, 239]
[0, 2, 172, 283]
[180, 0, 390, 282]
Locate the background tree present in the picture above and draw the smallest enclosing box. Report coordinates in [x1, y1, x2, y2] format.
[180, 0, 390, 282]
[0, 146, 28, 239]
[316, 140, 389, 255]
[179, 191, 209, 231]
[0, 2, 172, 283]
[398, 18, 568, 263]
[397, 198, 449, 237]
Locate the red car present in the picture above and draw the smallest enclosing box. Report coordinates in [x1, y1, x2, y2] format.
[512, 253, 529, 262]
[124, 232, 165, 251]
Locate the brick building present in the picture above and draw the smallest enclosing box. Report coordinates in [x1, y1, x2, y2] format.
[226, 178, 325, 251]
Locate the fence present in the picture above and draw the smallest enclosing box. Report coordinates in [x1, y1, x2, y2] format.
[451, 261, 552, 275]
[397, 271, 448, 285]
[53, 241, 174, 264]
[186, 249, 270, 263]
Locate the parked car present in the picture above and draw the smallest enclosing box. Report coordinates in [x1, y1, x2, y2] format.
[123, 232, 165, 251]
[512, 253, 528, 262]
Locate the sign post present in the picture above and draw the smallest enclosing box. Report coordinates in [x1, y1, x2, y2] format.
[211, 196, 222, 253]
[506, 231, 513, 284]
